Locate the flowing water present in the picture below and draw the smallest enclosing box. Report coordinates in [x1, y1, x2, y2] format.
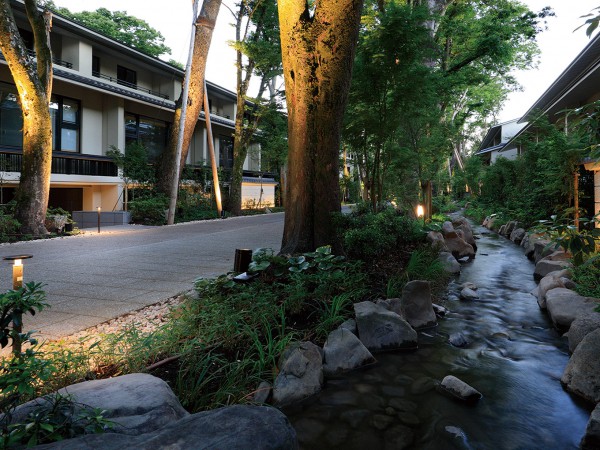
[284, 225, 593, 449]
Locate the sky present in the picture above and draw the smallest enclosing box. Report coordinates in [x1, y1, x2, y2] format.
[52, 0, 600, 123]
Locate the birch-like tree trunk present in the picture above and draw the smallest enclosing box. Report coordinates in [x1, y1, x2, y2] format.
[0, 0, 53, 235]
[279, 0, 363, 254]
[157, 0, 221, 196]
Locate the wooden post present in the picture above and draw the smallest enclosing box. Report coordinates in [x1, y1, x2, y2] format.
[574, 169, 580, 229]
[204, 83, 223, 216]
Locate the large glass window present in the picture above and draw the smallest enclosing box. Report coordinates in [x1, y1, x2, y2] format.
[219, 135, 234, 169]
[0, 83, 79, 152]
[50, 96, 80, 152]
[125, 113, 169, 160]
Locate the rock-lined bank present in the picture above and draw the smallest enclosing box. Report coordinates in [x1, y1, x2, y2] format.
[483, 215, 600, 448]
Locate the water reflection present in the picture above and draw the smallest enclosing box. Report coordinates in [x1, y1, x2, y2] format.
[285, 225, 592, 449]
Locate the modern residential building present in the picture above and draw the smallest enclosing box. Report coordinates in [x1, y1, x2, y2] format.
[0, 0, 276, 225]
[474, 118, 526, 165]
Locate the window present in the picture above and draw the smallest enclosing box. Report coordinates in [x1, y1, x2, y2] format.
[117, 65, 137, 88]
[219, 135, 234, 169]
[92, 55, 100, 77]
[125, 113, 169, 160]
[0, 83, 80, 152]
[50, 96, 80, 152]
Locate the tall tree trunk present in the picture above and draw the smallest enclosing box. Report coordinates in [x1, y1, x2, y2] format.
[157, 0, 221, 195]
[279, 0, 363, 254]
[0, 0, 53, 236]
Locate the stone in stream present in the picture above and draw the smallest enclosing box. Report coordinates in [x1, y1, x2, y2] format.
[509, 227, 526, 245]
[273, 342, 324, 406]
[444, 231, 476, 261]
[448, 332, 469, 348]
[460, 287, 479, 301]
[323, 328, 376, 376]
[439, 252, 461, 274]
[534, 258, 572, 281]
[581, 403, 600, 450]
[354, 301, 418, 352]
[338, 318, 357, 334]
[568, 313, 600, 353]
[253, 381, 272, 404]
[561, 328, 600, 404]
[438, 375, 482, 404]
[545, 288, 600, 330]
[427, 230, 449, 252]
[461, 282, 477, 291]
[441, 221, 455, 235]
[536, 269, 572, 309]
[401, 280, 437, 329]
[533, 240, 555, 263]
[432, 303, 449, 317]
[384, 425, 415, 450]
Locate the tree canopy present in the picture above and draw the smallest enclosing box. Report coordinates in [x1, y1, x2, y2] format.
[46, 3, 171, 58]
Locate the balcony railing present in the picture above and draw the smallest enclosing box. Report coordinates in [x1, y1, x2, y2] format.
[0, 149, 118, 177]
[25, 49, 72, 69]
[92, 71, 169, 100]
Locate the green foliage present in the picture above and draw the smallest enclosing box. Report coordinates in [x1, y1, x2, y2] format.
[576, 7, 600, 37]
[107, 142, 155, 191]
[50, 5, 170, 57]
[128, 195, 168, 226]
[2, 393, 113, 448]
[572, 256, 600, 299]
[0, 205, 20, 242]
[340, 208, 423, 261]
[0, 282, 47, 353]
[533, 213, 600, 266]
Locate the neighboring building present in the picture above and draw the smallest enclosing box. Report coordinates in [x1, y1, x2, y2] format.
[474, 118, 526, 165]
[509, 32, 600, 223]
[0, 0, 276, 222]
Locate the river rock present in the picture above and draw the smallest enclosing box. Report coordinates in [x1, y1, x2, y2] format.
[504, 221, 518, 236]
[461, 282, 477, 290]
[438, 375, 482, 404]
[460, 288, 479, 301]
[338, 318, 357, 334]
[509, 227, 526, 245]
[273, 342, 324, 406]
[432, 303, 448, 317]
[534, 258, 572, 281]
[561, 328, 600, 403]
[537, 269, 572, 309]
[439, 252, 461, 274]
[323, 328, 376, 376]
[354, 301, 418, 352]
[581, 403, 600, 450]
[427, 231, 448, 252]
[401, 280, 437, 329]
[498, 224, 507, 236]
[455, 224, 477, 251]
[254, 381, 272, 404]
[546, 288, 600, 330]
[442, 221, 455, 235]
[448, 333, 469, 348]
[8, 374, 188, 435]
[35, 405, 298, 450]
[444, 231, 476, 261]
[384, 425, 414, 450]
[569, 313, 600, 353]
[533, 241, 555, 263]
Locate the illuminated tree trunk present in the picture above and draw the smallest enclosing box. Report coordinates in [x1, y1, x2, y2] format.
[0, 0, 53, 236]
[157, 0, 221, 196]
[278, 0, 363, 254]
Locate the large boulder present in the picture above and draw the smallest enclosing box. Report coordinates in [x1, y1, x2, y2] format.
[401, 280, 437, 329]
[533, 241, 555, 264]
[323, 328, 376, 376]
[509, 228, 526, 245]
[36, 405, 298, 450]
[9, 374, 188, 435]
[546, 288, 600, 330]
[561, 328, 600, 403]
[438, 252, 461, 274]
[354, 301, 418, 352]
[444, 231, 475, 261]
[426, 231, 448, 252]
[537, 269, 572, 309]
[581, 403, 600, 450]
[504, 221, 519, 237]
[568, 313, 600, 353]
[441, 221, 455, 235]
[534, 258, 572, 281]
[273, 342, 324, 406]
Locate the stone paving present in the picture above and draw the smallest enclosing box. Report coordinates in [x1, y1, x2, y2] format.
[0, 213, 284, 340]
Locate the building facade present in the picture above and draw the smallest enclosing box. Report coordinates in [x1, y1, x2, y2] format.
[0, 0, 276, 221]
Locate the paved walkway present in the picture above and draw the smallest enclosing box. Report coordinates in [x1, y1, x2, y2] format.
[0, 213, 284, 340]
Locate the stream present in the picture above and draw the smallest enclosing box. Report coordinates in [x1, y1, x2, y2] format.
[284, 224, 593, 449]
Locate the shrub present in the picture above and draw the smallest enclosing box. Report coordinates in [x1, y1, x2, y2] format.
[572, 256, 600, 299]
[129, 195, 168, 225]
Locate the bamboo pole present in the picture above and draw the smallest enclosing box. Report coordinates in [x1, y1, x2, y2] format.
[204, 81, 223, 216]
